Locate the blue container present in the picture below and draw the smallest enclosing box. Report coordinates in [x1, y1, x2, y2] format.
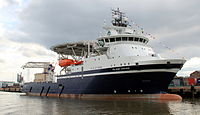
[197, 78, 200, 85]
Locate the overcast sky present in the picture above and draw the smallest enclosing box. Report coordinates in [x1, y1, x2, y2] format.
[0, 0, 200, 82]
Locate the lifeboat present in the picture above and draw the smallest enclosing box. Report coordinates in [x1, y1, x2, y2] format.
[74, 60, 83, 65]
[59, 59, 83, 67]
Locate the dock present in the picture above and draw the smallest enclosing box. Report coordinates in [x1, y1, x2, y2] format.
[168, 86, 200, 98]
[0, 87, 22, 92]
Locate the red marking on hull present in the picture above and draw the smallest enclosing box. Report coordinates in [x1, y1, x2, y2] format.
[25, 93, 182, 100]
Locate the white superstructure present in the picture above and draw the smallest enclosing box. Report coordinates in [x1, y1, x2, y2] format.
[51, 8, 185, 79]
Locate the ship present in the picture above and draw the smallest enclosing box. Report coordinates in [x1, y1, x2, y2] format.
[22, 9, 186, 100]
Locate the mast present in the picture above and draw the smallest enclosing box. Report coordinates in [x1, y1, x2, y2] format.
[111, 8, 129, 27]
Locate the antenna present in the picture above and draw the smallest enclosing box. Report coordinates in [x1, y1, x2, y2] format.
[111, 8, 129, 27]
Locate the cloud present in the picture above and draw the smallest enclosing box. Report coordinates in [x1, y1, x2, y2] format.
[177, 57, 200, 76]
[0, 38, 57, 81]
[0, 0, 19, 8]
[0, 59, 4, 63]
[13, 0, 200, 56]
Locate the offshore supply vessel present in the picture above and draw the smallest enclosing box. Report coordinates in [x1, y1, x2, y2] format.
[22, 9, 186, 100]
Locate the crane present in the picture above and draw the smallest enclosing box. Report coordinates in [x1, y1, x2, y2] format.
[22, 62, 51, 69]
[22, 62, 55, 82]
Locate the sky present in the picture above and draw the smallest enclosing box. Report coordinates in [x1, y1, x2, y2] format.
[0, 0, 200, 82]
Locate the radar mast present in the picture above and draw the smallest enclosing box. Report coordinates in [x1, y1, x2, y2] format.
[111, 8, 129, 27]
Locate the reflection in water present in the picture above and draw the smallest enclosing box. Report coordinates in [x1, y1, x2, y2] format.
[168, 99, 200, 115]
[0, 92, 200, 115]
[50, 99, 171, 115]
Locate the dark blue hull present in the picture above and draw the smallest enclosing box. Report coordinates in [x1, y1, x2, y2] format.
[22, 72, 176, 95]
[22, 64, 183, 98]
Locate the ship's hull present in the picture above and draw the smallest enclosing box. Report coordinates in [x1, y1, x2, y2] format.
[22, 63, 183, 100]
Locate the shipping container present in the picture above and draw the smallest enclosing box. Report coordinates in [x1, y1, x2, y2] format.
[188, 78, 197, 86]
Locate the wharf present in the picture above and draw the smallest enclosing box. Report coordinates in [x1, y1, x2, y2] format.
[168, 86, 200, 98]
[0, 87, 21, 92]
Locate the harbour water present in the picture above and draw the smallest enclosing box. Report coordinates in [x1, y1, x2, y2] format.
[0, 92, 200, 115]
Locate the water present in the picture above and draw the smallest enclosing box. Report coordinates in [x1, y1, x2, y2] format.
[0, 92, 200, 115]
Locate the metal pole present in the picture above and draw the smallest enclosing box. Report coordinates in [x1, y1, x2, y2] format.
[88, 42, 90, 58]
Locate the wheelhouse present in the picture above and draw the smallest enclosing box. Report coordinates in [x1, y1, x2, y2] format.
[97, 36, 149, 46]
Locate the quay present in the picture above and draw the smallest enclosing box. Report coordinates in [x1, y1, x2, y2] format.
[0, 87, 22, 92]
[168, 86, 200, 98]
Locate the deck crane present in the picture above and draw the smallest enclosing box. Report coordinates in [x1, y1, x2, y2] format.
[22, 62, 55, 82]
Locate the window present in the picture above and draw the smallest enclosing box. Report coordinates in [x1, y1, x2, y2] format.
[98, 39, 105, 46]
[116, 37, 121, 41]
[110, 38, 115, 42]
[143, 39, 146, 43]
[139, 38, 143, 42]
[129, 37, 133, 41]
[105, 38, 109, 42]
[122, 37, 127, 41]
[135, 38, 139, 41]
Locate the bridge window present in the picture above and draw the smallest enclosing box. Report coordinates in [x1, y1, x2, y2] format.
[110, 38, 115, 42]
[129, 37, 133, 41]
[135, 37, 139, 41]
[139, 38, 143, 42]
[116, 37, 121, 41]
[98, 39, 105, 46]
[122, 37, 127, 41]
[105, 38, 109, 42]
